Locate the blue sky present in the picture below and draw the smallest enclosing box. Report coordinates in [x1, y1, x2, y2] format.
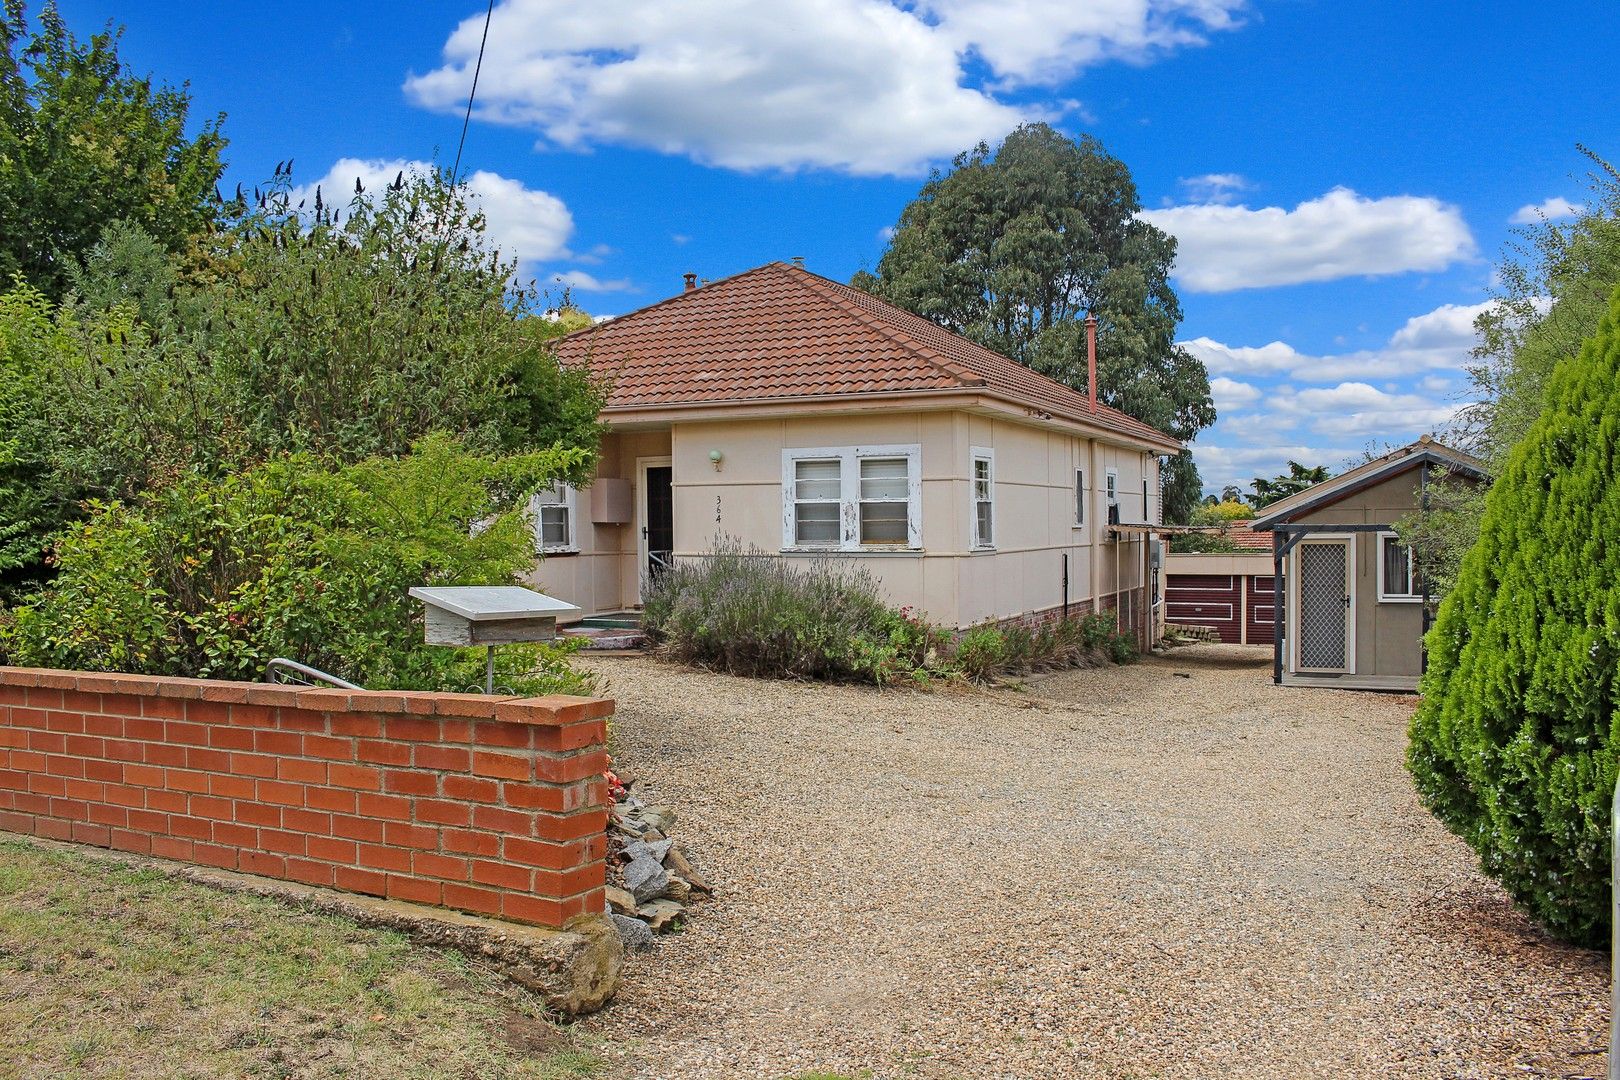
[54, 0, 1620, 493]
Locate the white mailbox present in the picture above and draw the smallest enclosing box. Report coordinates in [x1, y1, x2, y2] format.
[409, 586, 579, 645]
[408, 586, 581, 693]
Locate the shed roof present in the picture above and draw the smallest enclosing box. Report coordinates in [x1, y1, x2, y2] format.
[1250, 437, 1486, 529]
[551, 262, 1180, 452]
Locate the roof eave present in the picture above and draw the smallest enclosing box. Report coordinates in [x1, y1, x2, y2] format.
[600, 387, 1181, 452]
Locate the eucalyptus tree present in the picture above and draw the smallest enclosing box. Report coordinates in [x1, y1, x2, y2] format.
[854, 123, 1215, 522]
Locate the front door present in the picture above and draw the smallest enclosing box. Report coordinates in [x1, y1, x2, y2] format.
[643, 465, 674, 581]
[1294, 538, 1352, 672]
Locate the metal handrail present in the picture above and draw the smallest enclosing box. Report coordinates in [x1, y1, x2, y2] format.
[264, 658, 362, 691]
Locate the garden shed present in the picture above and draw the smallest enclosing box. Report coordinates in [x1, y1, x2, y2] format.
[1250, 437, 1484, 691]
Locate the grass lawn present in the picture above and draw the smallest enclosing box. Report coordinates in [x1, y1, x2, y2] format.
[0, 838, 606, 1079]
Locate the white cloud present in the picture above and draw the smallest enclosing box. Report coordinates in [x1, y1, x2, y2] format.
[293, 157, 574, 268]
[1141, 187, 1476, 292]
[1510, 195, 1580, 224]
[1192, 443, 1358, 494]
[406, 0, 1246, 177]
[550, 269, 634, 293]
[1176, 172, 1250, 204]
[1185, 298, 1494, 492]
[1208, 375, 1260, 411]
[1183, 300, 1492, 383]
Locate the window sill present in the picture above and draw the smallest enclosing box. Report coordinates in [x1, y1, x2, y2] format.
[538, 548, 581, 557]
[970, 545, 996, 554]
[780, 547, 923, 557]
[1378, 595, 1422, 604]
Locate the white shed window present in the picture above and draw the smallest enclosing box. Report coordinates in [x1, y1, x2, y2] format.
[1074, 468, 1085, 527]
[1105, 469, 1118, 507]
[782, 444, 922, 551]
[530, 484, 577, 553]
[971, 448, 994, 548]
[1378, 533, 1420, 601]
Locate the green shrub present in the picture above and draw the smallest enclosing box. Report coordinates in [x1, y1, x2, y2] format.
[642, 536, 1136, 686]
[640, 536, 943, 685]
[1407, 284, 1620, 948]
[0, 435, 594, 697]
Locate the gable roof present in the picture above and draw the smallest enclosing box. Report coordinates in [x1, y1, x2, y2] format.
[550, 262, 1180, 452]
[1250, 436, 1486, 529]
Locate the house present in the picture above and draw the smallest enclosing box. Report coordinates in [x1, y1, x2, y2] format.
[1250, 436, 1485, 691]
[1162, 521, 1276, 645]
[531, 261, 1182, 645]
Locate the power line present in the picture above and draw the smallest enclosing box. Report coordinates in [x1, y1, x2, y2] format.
[450, 0, 496, 183]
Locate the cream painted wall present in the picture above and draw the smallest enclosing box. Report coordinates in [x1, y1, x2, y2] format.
[669, 410, 1158, 629]
[521, 428, 671, 621]
[534, 411, 1163, 629]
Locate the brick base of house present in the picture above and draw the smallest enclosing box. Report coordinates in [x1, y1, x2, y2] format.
[0, 667, 612, 929]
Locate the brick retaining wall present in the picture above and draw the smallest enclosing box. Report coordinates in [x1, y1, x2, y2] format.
[0, 667, 611, 929]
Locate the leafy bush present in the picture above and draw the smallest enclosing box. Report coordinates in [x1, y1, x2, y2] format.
[0, 170, 604, 600]
[640, 537, 943, 685]
[1407, 285, 1620, 948]
[0, 435, 594, 697]
[642, 536, 1135, 686]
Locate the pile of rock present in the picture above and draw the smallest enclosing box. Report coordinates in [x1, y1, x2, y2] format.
[604, 782, 711, 951]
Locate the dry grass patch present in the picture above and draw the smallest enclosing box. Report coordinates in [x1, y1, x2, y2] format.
[0, 838, 606, 1079]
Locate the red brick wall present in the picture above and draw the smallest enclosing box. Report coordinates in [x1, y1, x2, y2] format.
[0, 667, 611, 929]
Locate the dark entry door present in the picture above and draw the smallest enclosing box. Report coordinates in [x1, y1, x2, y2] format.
[643, 466, 673, 579]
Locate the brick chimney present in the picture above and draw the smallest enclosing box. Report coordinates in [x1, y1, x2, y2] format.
[683, 272, 697, 291]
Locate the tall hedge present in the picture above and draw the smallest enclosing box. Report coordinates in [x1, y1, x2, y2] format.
[1409, 286, 1620, 948]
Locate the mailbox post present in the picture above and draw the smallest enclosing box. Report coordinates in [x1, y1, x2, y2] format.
[408, 586, 581, 694]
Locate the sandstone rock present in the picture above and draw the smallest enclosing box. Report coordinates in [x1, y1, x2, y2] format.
[604, 885, 638, 916]
[611, 913, 654, 952]
[623, 855, 669, 904]
[662, 876, 692, 903]
[663, 845, 712, 894]
[637, 899, 684, 933]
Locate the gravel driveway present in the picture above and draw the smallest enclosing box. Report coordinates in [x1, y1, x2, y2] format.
[579, 644, 1608, 1080]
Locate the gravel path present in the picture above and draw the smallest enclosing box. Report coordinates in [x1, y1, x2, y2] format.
[578, 644, 1609, 1080]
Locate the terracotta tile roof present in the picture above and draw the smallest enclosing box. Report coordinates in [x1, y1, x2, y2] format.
[1225, 522, 1274, 551]
[552, 262, 1180, 451]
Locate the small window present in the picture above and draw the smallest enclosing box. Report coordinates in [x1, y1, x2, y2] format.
[859, 457, 909, 544]
[1105, 469, 1118, 507]
[794, 459, 841, 546]
[531, 484, 577, 552]
[1074, 468, 1085, 526]
[1379, 533, 1420, 601]
[971, 448, 994, 548]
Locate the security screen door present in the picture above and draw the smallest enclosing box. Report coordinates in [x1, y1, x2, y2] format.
[1296, 539, 1351, 672]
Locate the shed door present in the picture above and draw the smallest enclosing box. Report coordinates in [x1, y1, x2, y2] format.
[1295, 540, 1351, 672]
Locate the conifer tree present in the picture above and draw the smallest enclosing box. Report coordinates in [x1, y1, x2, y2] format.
[1408, 284, 1620, 947]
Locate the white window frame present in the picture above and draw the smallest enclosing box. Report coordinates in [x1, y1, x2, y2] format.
[530, 483, 578, 554]
[781, 444, 922, 552]
[1073, 468, 1086, 527]
[970, 447, 995, 550]
[1376, 531, 1421, 603]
